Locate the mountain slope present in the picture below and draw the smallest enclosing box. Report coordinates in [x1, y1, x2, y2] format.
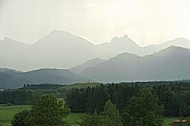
[70, 58, 105, 74]
[0, 30, 101, 71]
[25, 30, 101, 70]
[78, 46, 190, 82]
[0, 68, 87, 88]
[0, 38, 29, 70]
[141, 38, 190, 56]
[22, 68, 86, 84]
[0, 30, 190, 71]
[96, 35, 140, 54]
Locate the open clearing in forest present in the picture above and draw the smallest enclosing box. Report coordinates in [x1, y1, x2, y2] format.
[0, 105, 179, 126]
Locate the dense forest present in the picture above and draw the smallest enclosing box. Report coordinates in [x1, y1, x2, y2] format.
[0, 90, 32, 105]
[1, 81, 190, 117]
[65, 81, 190, 117]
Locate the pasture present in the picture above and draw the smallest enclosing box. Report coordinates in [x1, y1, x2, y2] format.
[0, 105, 30, 126]
[0, 105, 84, 126]
[0, 105, 180, 126]
[164, 117, 178, 126]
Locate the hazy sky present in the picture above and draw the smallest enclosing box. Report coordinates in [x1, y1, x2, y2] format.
[0, 0, 189, 46]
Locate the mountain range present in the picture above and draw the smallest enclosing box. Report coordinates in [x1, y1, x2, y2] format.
[0, 68, 86, 88]
[77, 46, 190, 82]
[1, 46, 190, 88]
[1, 30, 190, 88]
[1, 30, 190, 71]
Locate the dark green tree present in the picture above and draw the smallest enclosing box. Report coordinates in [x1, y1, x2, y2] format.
[122, 89, 164, 126]
[12, 95, 69, 126]
[101, 100, 123, 126]
[80, 100, 123, 126]
[30, 95, 69, 126]
[79, 111, 102, 126]
[11, 110, 30, 126]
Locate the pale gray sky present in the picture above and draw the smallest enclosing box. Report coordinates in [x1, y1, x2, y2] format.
[0, 0, 189, 46]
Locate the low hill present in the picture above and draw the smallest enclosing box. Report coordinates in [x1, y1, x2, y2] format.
[0, 68, 87, 88]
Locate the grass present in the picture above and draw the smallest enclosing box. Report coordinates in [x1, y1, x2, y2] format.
[0, 105, 84, 126]
[0, 105, 30, 121]
[64, 113, 85, 126]
[0, 105, 30, 126]
[163, 117, 179, 126]
[0, 105, 181, 126]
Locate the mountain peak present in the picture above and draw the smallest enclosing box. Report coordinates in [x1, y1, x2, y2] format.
[109, 35, 139, 48]
[3, 37, 21, 43]
[173, 37, 189, 41]
[0, 37, 28, 47]
[33, 30, 94, 47]
[164, 46, 187, 52]
[3, 37, 13, 42]
[154, 46, 190, 57]
[111, 35, 130, 42]
[47, 30, 74, 38]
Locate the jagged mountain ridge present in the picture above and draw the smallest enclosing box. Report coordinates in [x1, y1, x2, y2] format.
[0, 30, 190, 71]
[1, 46, 190, 88]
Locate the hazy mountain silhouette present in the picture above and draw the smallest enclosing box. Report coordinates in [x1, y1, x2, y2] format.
[22, 68, 86, 84]
[70, 58, 105, 74]
[1, 46, 190, 88]
[0, 30, 113, 71]
[141, 38, 190, 56]
[0, 30, 190, 71]
[96, 36, 190, 56]
[96, 35, 140, 54]
[25, 30, 101, 70]
[78, 46, 190, 82]
[0, 38, 29, 70]
[0, 68, 87, 88]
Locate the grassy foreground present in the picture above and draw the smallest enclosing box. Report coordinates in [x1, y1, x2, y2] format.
[0, 105, 30, 126]
[0, 105, 84, 126]
[0, 105, 178, 126]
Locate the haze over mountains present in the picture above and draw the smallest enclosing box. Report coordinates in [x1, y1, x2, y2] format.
[1, 30, 190, 88]
[78, 46, 190, 82]
[1, 30, 190, 71]
[0, 68, 86, 88]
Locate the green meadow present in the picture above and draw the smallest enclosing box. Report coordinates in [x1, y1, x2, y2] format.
[0, 105, 179, 126]
[0, 105, 84, 126]
[0, 105, 30, 126]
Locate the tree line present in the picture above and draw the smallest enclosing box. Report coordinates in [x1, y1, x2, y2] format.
[10, 81, 190, 126]
[65, 81, 190, 117]
[0, 90, 33, 105]
[12, 90, 164, 126]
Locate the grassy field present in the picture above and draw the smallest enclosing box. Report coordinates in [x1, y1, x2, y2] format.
[163, 117, 178, 126]
[0, 105, 84, 126]
[0, 105, 180, 126]
[0, 105, 30, 126]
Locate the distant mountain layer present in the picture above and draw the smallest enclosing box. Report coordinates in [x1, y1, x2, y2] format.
[70, 58, 105, 74]
[1, 46, 190, 88]
[0, 68, 87, 88]
[76, 46, 190, 82]
[0, 30, 190, 71]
